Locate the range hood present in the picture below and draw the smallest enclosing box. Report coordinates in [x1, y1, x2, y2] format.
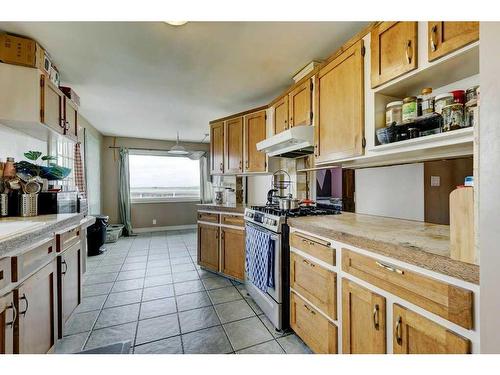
[256, 125, 314, 158]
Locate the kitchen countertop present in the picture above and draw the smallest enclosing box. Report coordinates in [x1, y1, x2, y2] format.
[197, 203, 248, 214]
[288, 212, 479, 285]
[0, 213, 84, 257]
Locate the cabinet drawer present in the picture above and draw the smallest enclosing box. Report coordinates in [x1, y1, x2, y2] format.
[342, 249, 473, 329]
[0, 257, 12, 291]
[290, 231, 335, 266]
[290, 252, 336, 320]
[56, 225, 81, 253]
[11, 237, 56, 282]
[197, 212, 219, 223]
[220, 214, 244, 227]
[290, 291, 338, 354]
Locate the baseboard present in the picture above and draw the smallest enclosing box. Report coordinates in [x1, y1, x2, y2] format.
[132, 224, 197, 233]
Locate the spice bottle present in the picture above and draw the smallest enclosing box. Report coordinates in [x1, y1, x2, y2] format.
[3, 157, 16, 178]
[420, 88, 435, 115]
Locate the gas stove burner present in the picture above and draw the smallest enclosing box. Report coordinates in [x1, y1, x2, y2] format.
[250, 205, 341, 217]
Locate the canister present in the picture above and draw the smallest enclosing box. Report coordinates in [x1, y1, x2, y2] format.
[442, 103, 464, 131]
[434, 93, 454, 115]
[466, 86, 479, 103]
[420, 88, 435, 115]
[402, 96, 420, 123]
[385, 101, 403, 126]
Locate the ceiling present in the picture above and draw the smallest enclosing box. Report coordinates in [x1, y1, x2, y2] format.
[0, 22, 367, 142]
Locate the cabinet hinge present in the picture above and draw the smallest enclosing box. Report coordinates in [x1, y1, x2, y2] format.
[40, 108, 44, 121]
[310, 81, 313, 91]
[40, 75, 44, 87]
[264, 113, 267, 120]
[309, 112, 313, 122]
[362, 137, 366, 148]
[361, 46, 366, 56]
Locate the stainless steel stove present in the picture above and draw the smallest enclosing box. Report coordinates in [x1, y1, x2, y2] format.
[243, 204, 340, 331]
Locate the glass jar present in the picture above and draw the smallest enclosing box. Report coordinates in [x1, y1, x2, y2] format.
[466, 85, 479, 104]
[402, 96, 420, 123]
[385, 101, 403, 126]
[420, 87, 435, 115]
[465, 99, 478, 128]
[442, 103, 464, 131]
[451, 90, 466, 104]
[434, 93, 454, 115]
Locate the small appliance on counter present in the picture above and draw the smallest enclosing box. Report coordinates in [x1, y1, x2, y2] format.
[38, 191, 79, 215]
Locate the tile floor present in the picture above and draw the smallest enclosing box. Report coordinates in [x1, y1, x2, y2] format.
[55, 229, 312, 354]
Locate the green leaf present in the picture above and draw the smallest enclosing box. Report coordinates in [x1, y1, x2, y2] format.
[24, 151, 42, 161]
[41, 155, 57, 161]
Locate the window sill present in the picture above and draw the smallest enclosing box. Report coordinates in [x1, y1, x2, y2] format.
[131, 198, 201, 204]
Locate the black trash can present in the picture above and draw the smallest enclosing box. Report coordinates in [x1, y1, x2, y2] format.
[87, 215, 109, 256]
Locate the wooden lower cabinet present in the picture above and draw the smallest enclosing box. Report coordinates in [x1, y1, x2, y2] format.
[0, 292, 15, 354]
[220, 227, 245, 280]
[57, 242, 82, 338]
[342, 279, 386, 354]
[290, 291, 337, 354]
[14, 260, 57, 354]
[393, 304, 470, 354]
[198, 224, 220, 272]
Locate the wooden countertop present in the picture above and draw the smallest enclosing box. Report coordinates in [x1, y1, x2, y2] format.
[288, 212, 479, 284]
[197, 203, 248, 214]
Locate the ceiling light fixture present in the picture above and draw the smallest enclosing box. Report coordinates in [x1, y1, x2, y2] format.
[168, 132, 190, 155]
[165, 21, 188, 26]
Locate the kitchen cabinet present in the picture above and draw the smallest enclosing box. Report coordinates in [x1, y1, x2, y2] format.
[197, 224, 220, 272]
[41, 74, 64, 135]
[220, 227, 245, 280]
[371, 22, 418, 88]
[342, 279, 386, 354]
[288, 79, 313, 128]
[315, 39, 364, 163]
[244, 110, 267, 173]
[393, 304, 470, 354]
[14, 259, 57, 354]
[272, 95, 289, 134]
[290, 291, 338, 354]
[224, 116, 244, 174]
[57, 242, 81, 338]
[428, 22, 479, 62]
[0, 292, 15, 354]
[210, 121, 225, 174]
[63, 96, 78, 140]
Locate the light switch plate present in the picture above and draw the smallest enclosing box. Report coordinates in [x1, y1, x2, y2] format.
[430, 176, 441, 187]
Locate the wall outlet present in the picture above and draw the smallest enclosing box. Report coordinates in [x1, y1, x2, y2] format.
[152, 219, 157, 225]
[430, 175, 441, 187]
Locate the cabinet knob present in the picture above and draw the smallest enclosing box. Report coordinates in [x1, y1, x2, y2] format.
[219, 162, 223, 171]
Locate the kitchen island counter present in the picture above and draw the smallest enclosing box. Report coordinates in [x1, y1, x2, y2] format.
[288, 212, 479, 284]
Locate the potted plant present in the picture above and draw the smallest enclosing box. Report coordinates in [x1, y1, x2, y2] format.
[15, 151, 72, 180]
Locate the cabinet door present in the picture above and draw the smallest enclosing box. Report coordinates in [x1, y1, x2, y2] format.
[289, 79, 313, 127]
[0, 292, 15, 354]
[244, 110, 267, 173]
[428, 22, 479, 62]
[272, 95, 289, 134]
[210, 121, 225, 174]
[15, 260, 57, 354]
[220, 227, 245, 280]
[64, 97, 78, 140]
[224, 117, 244, 174]
[58, 243, 81, 338]
[393, 304, 470, 354]
[197, 224, 219, 272]
[342, 279, 386, 354]
[315, 40, 364, 163]
[371, 22, 418, 88]
[40, 75, 64, 134]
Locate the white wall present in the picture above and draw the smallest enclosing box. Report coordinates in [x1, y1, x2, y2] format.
[355, 163, 424, 221]
[479, 22, 500, 354]
[0, 124, 47, 161]
[246, 174, 273, 205]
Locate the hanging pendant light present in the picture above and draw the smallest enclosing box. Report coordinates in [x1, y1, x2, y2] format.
[169, 132, 189, 155]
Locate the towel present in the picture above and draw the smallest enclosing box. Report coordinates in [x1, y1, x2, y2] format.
[245, 225, 275, 293]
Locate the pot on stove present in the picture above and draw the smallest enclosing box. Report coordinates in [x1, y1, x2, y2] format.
[278, 196, 300, 211]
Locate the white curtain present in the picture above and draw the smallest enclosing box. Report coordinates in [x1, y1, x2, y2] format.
[199, 155, 213, 203]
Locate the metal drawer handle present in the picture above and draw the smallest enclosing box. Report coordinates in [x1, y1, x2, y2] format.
[62, 258, 68, 275]
[6, 302, 17, 327]
[304, 304, 316, 315]
[19, 294, 29, 316]
[405, 40, 413, 64]
[376, 261, 404, 275]
[373, 304, 380, 330]
[430, 25, 438, 51]
[302, 259, 315, 268]
[395, 316, 403, 345]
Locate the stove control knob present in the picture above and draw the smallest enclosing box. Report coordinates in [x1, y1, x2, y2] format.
[271, 219, 277, 226]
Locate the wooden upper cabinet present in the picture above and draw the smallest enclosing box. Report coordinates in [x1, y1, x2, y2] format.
[428, 22, 479, 62]
[272, 95, 289, 134]
[342, 279, 386, 354]
[393, 304, 471, 354]
[288, 79, 313, 128]
[210, 121, 224, 174]
[371, 22, 418, 88]
[220, 227, 245, 281]
[244, 110, 267, 173]
[197, 224, 219, 272]
[315, 40, 364, 163]
[41, 75, 64, 134]
[224, 116, 244, 174]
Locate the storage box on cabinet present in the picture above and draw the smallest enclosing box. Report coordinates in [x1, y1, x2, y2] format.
[11, 237, 56, 282]
[342, 249, 473, 329]
[290, 252, 336, 320]
[290, 231, 335, 266]
[393, 304, 470, 354]
[0, 292, 15, 354]
[290, 291, 338, 354]
[342, 279, 386, 354]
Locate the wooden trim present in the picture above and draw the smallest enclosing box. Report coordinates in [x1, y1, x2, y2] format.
[209, 105, 268, 124]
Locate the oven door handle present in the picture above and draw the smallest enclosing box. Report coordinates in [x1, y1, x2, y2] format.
[245, 222, 279, 241]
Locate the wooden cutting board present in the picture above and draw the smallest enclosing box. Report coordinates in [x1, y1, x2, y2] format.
[449, 187, 475, 264]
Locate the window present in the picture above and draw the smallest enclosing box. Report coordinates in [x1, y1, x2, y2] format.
[129, 153, 201, 203]
[49, 137, 75, 190]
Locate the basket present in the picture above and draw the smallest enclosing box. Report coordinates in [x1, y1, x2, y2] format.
[105, 224, 124, 243]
